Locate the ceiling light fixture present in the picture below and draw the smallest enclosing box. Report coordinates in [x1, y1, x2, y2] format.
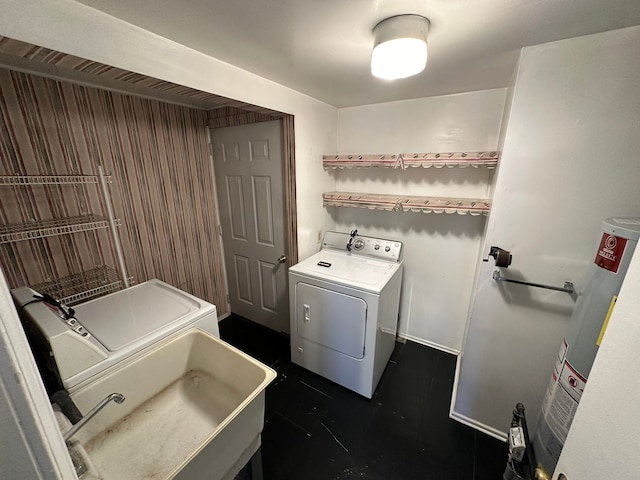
[371, 14, 430, 80]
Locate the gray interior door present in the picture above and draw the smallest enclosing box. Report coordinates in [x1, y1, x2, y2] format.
[211, 120, 289, 333]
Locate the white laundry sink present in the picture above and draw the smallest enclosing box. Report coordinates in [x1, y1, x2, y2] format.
[64, 328, 276, 480]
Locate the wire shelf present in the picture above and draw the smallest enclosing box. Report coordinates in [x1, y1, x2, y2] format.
[323, 151, 499, 170]
[323, 192, 491, 216]
[1, 168, 129, 304]
[0, 215, 121, 243]
[29, 266, 126, 305]
[0, 174, 111, 185]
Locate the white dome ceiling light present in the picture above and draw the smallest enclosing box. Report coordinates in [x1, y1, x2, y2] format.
[371, 14, 430, 80]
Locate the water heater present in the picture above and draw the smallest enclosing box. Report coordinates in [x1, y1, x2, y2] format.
[532, 217, 640, 475]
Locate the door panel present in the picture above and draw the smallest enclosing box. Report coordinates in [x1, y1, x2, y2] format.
[234, 255, 253, 304]
[253, 176, 274, 245]
[259, 260, 278, 313]
[212, 120, 289, 332]
[222, 142, 240, 162]
[226, 176, 247, 240]
[249, 139, 270, 161]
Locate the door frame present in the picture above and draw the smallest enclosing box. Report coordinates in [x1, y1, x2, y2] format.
[281, 115, 299, 267]
[207, 113, 297, 320]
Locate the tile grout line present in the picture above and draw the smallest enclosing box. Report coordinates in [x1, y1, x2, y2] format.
[472, 430, 478, 480]
[428, 354, 440, 397]
[270, 410, 312, 437]
[299, 380, 334, 400]
[321, 422, 349, 453]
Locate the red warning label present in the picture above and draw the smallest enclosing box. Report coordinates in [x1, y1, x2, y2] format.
[594, 233, 627, 273]
[558, 360, 587, 403]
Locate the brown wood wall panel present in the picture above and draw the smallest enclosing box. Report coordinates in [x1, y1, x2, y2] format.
[0, 69, 228, 314]
[0, 35, 287, 114]
[207, 106, 281, 128]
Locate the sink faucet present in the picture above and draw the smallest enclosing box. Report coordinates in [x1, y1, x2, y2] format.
[63, 393, 125, 442]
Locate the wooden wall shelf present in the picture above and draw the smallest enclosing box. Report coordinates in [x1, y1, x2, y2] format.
[323, 192, 491, 216]
[323, 151, 499, 170]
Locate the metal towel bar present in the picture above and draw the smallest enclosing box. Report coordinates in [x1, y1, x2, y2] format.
[492, 270, 575, 294]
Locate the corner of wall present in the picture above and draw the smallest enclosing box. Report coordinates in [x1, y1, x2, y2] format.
[497, 49, 523, 150]
[449, 47, 522, 432]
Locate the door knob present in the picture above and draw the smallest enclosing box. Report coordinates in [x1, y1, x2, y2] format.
[278, 255, 287, 264]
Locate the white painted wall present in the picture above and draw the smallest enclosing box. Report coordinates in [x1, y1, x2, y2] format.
[553, 249, 640, 479]
[335, 90, 506, 351]
[0, 0, 337, 261]
[452, 25, 640, 439]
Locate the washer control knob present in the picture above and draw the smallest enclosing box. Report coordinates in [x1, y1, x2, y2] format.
[385, 246, 391, 252]
[353, 238, 365, 250]
[374, 244, 380, 250]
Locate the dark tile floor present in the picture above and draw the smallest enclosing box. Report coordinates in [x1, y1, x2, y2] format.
[220, 315, 507, 480]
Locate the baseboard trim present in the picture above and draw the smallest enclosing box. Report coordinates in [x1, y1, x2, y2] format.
[449, 411, 508, 442]
[396, 332, 460, 356]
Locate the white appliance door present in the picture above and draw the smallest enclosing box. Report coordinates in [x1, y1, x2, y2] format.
[295, 282, 366, 359]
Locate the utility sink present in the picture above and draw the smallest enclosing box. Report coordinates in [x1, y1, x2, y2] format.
[64, 328, 276, 480]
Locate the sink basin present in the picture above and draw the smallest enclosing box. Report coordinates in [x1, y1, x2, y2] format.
[66, 328, 276, 480]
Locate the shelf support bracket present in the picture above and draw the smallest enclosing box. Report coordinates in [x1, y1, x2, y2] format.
[492, 269, 574, 294]
[98, 165, 129, 288]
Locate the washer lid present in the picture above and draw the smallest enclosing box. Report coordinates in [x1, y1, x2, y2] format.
[289, 250, 401, 293]
[74, 280, 208, 351]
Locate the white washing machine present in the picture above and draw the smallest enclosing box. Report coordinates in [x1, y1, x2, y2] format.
[12, 279, 219, 392]
[289, 231, 403, 398]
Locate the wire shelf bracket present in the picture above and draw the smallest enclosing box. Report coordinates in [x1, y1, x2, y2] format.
[98, 165, 129, 288]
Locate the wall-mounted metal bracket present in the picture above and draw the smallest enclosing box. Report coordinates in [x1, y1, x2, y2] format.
[483, 246, 512, 267]
[492, 270, 575, 294]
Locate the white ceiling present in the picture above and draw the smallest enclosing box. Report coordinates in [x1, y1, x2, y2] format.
[76, 0, 640, 108]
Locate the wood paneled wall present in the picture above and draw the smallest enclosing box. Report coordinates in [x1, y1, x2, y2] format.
[0, 69, 228, 313]
[208, 106, 281, 128]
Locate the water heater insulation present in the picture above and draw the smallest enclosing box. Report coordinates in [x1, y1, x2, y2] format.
[532, 217, 640, 475]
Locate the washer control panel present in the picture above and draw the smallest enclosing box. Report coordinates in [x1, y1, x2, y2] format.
[353, 238, 365, 251]
[322, 231, 403, 262]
